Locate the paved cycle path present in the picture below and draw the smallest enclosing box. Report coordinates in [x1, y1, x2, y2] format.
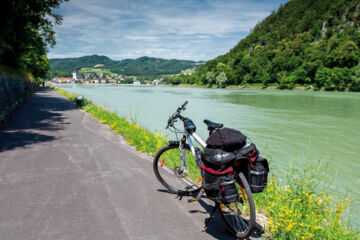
[0, 88, 235, 240]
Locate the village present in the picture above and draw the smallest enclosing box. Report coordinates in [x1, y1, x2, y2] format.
[51, 70, 162, 86]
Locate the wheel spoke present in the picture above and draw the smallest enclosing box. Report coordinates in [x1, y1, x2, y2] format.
[219, 172, 255, 238]
[154, 145, 201, 195]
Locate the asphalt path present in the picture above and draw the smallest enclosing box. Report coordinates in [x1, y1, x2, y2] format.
[0, 88, 240, 240]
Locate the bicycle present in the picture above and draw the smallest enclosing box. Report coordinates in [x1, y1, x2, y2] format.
[153, 101, 256, 239]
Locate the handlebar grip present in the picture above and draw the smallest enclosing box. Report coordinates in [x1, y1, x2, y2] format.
[181, 101, 188, 109]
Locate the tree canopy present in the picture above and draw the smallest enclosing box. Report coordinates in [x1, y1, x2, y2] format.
[0, 0, 68, 78]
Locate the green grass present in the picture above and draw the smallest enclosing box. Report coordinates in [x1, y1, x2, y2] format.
[254, 160, 359, 239]
[54, 87, 359, 240]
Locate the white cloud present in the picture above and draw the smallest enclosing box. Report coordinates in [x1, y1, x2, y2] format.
[49, 0, 288, 60]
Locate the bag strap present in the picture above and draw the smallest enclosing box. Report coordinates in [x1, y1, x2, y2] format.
[200, 164, 233, 175]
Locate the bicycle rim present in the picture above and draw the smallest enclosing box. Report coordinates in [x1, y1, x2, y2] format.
[153, 145, 201, 195]
[219, 172, 256, 238]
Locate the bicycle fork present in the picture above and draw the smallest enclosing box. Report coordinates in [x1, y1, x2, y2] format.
[178, 142, 188, 176]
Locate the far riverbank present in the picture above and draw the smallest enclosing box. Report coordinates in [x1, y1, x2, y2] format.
[164, 83, 360, 92]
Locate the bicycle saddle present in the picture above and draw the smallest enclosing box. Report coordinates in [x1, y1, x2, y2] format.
[203, 119, 223, 131]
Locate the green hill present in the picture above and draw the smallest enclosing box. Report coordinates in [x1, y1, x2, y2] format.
[49, 55, 199, 76]
[183, 0, 360, 91]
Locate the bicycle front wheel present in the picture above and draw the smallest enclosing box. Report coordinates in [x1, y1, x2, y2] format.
[153, 145, 201, 195]
[219, 172, 256, 239]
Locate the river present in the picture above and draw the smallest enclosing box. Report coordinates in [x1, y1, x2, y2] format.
[56, 84, 360, 227]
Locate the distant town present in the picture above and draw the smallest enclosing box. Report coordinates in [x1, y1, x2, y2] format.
[50, 64, 197, 86]
[51, 72, 162, 86]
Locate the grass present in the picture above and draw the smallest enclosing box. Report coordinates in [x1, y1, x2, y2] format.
[254, 161, 358, 239]
[54, 87, 359, 240]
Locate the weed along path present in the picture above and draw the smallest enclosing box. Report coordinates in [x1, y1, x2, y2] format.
[0, 88, 234, 240]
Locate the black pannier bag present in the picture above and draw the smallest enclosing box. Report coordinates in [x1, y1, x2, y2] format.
[200, 148, 239, 204]
[206, 128, 247, 151]
[234, 143, 269, 193]
[248, 156, 269, 193]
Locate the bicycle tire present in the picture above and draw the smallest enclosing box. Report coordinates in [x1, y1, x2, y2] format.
[153, 145, 202, 195]
[218, 172, 256, 239]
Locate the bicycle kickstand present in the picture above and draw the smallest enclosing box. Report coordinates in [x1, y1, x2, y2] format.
[188, 188, 204, 203]
[204, 203, 220, 228]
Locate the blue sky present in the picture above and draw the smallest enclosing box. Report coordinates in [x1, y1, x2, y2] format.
[49, 0, 288, 61]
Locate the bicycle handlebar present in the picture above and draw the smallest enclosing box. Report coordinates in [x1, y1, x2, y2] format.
[166, 101, 189, 129]
[177, 101, 188, 112]
[181, 101, 188, 109]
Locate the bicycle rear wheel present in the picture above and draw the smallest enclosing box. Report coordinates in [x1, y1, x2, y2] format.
[153, 145, 201, 195]
[218, 172, 256, 239]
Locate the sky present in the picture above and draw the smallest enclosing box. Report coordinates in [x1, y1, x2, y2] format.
[49, 0, 288, 61]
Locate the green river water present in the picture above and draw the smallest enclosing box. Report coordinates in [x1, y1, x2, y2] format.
[56, 84, 360, 228]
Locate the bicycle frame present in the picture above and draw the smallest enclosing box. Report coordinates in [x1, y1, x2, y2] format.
[177, 131, 207, 176]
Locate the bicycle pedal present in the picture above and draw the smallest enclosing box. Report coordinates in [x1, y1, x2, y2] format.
[188, 198, 198, 203]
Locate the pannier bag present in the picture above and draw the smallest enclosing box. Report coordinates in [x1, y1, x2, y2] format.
[200, 160, 239, 204]
[248, 156, 269, 193]
[206, 128, 247, 151]
[235, 143, 269, 193]
[201, 148, 238, 204]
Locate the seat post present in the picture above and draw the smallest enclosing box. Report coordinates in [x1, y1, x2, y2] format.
[209, 128, 214, 136]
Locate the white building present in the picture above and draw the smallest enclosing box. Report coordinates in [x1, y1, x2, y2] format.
[153, 79, 160, 86]
[133, 81, 141, 86]
[72, 71, 77, 80]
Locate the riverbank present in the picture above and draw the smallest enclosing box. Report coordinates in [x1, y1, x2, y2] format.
[165, 83, 319, 91]
[54, 87, 359, 240]
[165, 83, 360, 92]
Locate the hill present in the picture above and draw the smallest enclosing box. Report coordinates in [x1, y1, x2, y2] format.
[49, 55, 199, 76]
[179, 0, 360, 91]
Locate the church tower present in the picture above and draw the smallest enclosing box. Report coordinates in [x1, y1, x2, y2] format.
[72, 71, 77, 80]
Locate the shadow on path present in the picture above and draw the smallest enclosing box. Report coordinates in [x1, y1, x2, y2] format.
[0, 88, 75, 152]
[0, 131, 56, 152]
[157, 188, 265, 239]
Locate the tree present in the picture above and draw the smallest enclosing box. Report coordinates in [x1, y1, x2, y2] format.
[0, 0, 68, 78]
[292, 66, 308, 84]
[350, 64, 360, 91]
[338, 41, 359, 68]
[315, 67, 332, 89]
[216, 72, 228, 88]
[206, 71, 216, 86]
[262, 72, 271, 87]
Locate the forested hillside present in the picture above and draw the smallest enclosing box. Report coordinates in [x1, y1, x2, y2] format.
[50, 55, 199, 76]
[173, 0, 360, 91]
